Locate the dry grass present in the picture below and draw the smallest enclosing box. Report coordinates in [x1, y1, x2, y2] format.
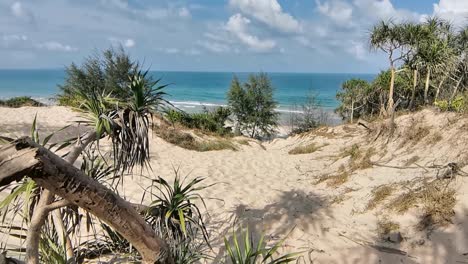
[400, 124, 430, 147]
[388, 189, 420, 214]
[154, 126, 237, 152]
[288, 143, 323, 155]
[418, 182, 456, 230]
[377, 217, 400, 239]
[427, 132, 443, 144]
[388, 179, 456, 230]
[366, 185, 394, 211]
[341, 144, 361, 161]
[236, 139, 250, 146]
[326, 171, 350, 187]
[350, 147, 375, 171]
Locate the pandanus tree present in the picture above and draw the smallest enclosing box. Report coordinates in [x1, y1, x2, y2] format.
[399, 22, 425, 109]
[450, 26, 468, 100]
[370, 20, 409, 115]
[417, 17, 456, 104]
[0, 62, 172, 263]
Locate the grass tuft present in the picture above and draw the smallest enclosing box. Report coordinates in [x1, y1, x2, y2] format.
[377, 217, 400, 239]
[366, 185, 394, 210]
[388, 179, 456, 230]
[400, 124, 430, 147]
[155, 125, 237, 152]
[288, 143, 322, 155]
[326, 171, 350, 187]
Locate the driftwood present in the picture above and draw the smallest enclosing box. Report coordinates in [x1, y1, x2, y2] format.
[0, 137, 171, 264]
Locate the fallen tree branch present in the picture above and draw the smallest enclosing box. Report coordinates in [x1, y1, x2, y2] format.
[0, 137, 172, 264]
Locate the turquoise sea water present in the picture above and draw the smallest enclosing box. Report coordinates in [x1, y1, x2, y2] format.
[0, 69, 375, 112]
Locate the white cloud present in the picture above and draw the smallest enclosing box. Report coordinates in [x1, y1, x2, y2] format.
[36, 41, 77, 52]
[229, 0, 302, 33]
[3, 34, 28, 41]
[10, 1, 35, 23]
[225, 13, 276, 52]
[352, 0, 421, 22]
[108, 37, 136, 48]
[316, 0, 353, 25]
[198, 40, 231, 53]
[347, 40, 367, 60]
[185, 48, 201, 55]
[124, 38, 135, 48]
[165, 48, 179, 54]
[433, 0, 468, 26]
[178, 7, 191, 18]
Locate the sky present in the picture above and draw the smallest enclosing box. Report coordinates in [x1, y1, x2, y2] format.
[0, 0, 467, 73]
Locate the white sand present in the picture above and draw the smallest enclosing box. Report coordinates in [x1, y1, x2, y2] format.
[1, 106, 468, 263]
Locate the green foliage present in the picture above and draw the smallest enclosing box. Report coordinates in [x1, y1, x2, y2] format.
[0, 96, 45, 108]
[227, 73, 279, 138]
[57, 47, 147, 107]
[224, 227, 299, 264]
[145, 172, 210, 244]
[335, 78, 372, 121]
[435, 93, 468, 113]
[165, 106, 232, 136]
[289, 93, 329, 134]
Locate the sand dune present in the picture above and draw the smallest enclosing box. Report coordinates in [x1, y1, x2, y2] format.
[1, 106, 468, 263]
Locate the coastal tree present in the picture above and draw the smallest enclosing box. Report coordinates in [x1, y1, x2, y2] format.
[57, 47, 146, 107]
[289, 93, 329, 134]
[418, 17, 456, 104]
[227, 73, 279, 138]
[370, 20, 410, 115]
[336, 79, 370, 123]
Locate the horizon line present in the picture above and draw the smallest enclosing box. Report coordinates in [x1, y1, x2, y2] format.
[0, 68, 378, 75]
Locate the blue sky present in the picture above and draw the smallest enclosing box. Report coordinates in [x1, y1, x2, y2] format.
[0, 0, 467, 73]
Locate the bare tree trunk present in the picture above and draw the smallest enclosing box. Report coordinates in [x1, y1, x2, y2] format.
[450, 74, 464, 102]
[409, 69, 418, 110]
[24, 131, 96, 263]
[434, 75, 447, 103]
[0, 138, 171, 264]
[387, 61, 395, 115]
[350, 100, 355, 123]
[424, 69, 431, 104]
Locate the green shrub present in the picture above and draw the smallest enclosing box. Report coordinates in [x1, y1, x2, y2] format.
[57, 47, 153, 107]
[224, 227, 299, 264]
[227, 74, 279, 138]
[0, 96, 45, 108]
[164, 107, 232, 136]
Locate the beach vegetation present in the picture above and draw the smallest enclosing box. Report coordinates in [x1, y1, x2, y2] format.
[57, 47, 163, 108]
[337, 17, 467, 122]
[289, 93, 330, 134]
[376, 217, 400, 240]
[288, 142, 321, 155]
[366, 185, 394, 210]
[165, 106, 232, 136]
[0, 96, 45, 108]
[227, 73, 279, 139]
[224, 227, 299, 264]
[154, 124, 237, 151]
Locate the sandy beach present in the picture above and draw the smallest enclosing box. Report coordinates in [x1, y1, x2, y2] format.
[1, 105, 468, 263]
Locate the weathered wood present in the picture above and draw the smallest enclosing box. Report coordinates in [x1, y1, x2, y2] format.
[0, 142, 39, 186]
[0, 138, 171, 264]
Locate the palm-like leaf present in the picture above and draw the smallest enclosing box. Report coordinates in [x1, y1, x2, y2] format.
[144, 170, 210, 246]
[224, 227, 299, 264]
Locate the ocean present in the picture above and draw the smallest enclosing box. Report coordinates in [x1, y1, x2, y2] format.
[0, 69, 375, 113]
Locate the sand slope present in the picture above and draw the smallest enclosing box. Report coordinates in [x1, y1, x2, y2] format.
[1, 106, 468, 263]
